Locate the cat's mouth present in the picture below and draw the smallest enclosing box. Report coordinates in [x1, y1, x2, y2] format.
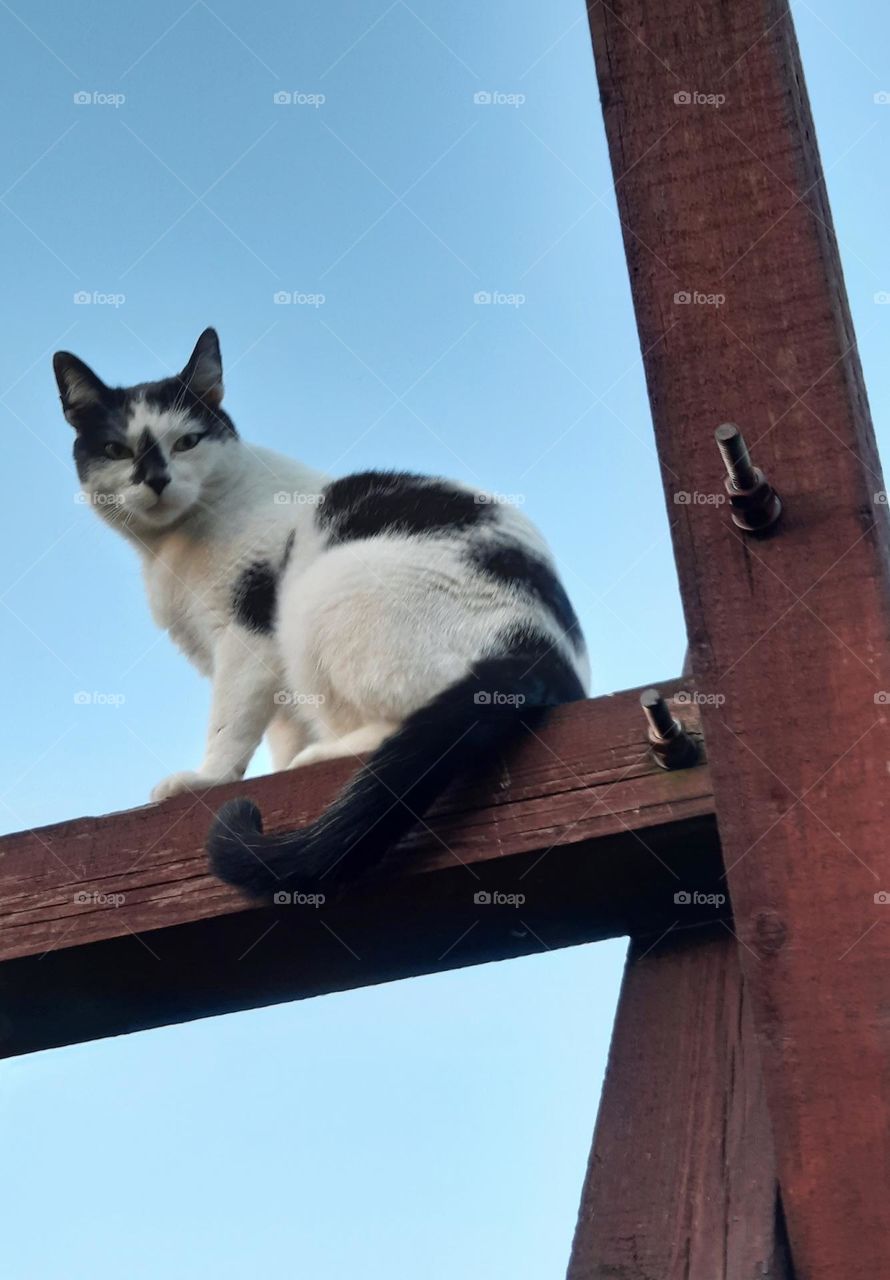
[144, 489, 176, 512]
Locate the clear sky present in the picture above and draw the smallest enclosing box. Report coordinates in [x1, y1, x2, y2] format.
[1, 2, 888, 1276]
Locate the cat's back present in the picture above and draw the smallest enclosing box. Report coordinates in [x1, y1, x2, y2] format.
[280, 468, 587, 685]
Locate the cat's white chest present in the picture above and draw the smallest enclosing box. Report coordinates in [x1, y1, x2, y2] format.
[143, 540, 221, 674]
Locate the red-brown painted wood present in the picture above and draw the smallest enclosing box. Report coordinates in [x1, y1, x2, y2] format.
[587, 1, 890, 1273]
[0, 685, 721, 1057]
[567, 930, 790, 1280]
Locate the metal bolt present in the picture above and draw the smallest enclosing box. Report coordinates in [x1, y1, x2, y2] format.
[715, 423, 757, 491]
[714, 423, 782, 533]
[640, 688, 700, 770]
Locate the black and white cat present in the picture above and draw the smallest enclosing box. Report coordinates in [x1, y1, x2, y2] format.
[53, 329, 588, 895]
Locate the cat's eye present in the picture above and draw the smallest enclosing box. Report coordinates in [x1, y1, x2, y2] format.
[104, 441, 133, 461]
[173, 432, 203, 453]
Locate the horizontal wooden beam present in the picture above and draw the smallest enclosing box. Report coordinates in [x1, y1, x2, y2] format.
[0, 682, 721, 1057]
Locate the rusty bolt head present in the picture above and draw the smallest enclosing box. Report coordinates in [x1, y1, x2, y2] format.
[723, 469, 782, 532]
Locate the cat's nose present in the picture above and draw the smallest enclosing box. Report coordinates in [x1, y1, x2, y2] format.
[146, 475, 170, 496]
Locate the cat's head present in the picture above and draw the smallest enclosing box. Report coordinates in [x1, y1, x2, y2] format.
[53, 328, 239, 535]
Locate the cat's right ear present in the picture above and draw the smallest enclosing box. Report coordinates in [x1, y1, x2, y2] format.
[52, 352, 110, 427]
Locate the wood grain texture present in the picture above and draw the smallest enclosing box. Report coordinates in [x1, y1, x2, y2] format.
[586, 1, 890, 1273]
[567, 930, 791, 1280]
[0, 684, 721, 1057]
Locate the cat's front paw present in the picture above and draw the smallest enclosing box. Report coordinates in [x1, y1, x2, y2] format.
[151, 770, 232, 803]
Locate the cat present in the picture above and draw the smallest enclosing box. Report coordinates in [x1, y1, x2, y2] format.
[53, 328, 589, 896]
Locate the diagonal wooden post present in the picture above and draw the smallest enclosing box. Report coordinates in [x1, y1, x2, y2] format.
[567, 930, 791, 1280]
[583, 0, 890, 1273]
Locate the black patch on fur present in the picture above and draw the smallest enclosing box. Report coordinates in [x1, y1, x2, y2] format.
[232, 561, 278, 633]
[131, 429, 170, 491]
[467, 543, 584, 650]
[317, 471, 492, 545]
[61, 386, 129, 484]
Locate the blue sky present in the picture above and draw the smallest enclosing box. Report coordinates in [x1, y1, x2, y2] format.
[1, 1, 889, 1276]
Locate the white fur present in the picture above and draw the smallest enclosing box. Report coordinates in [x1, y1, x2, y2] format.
[80, 404, 589, 801]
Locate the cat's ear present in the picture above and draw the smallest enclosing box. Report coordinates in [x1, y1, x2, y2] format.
[181, 328, 223, 407]
[52, 352, 111, 427]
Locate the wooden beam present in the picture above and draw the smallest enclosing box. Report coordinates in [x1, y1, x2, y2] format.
[0, 683, 720, 1058]
[587, 2, 890, 1274]
[567, 930, 791, 1280]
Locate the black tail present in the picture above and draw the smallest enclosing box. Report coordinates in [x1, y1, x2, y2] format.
[207, 641, 585, 898]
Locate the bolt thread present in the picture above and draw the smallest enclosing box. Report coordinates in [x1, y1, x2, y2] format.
[640, 688, 676, 740]
[715, 422, 757, 491]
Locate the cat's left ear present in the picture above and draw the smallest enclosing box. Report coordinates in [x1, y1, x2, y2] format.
[181, 328, 224, 408]
[52, 352, 112, 427]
